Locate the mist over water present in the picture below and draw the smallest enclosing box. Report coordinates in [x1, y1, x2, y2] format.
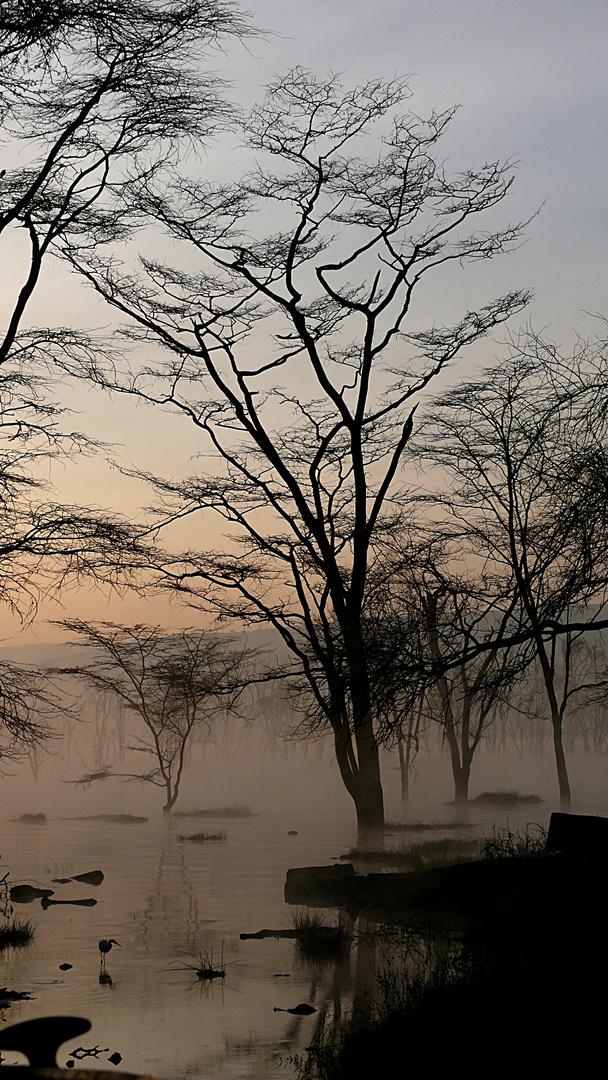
[2, 663, 608, 1078]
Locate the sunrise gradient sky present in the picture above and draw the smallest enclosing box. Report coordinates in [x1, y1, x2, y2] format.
[3, 0, 607, 646]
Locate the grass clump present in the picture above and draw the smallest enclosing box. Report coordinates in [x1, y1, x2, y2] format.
[173, 806, 255, 819]
[178, 830, 227, 843]
[471, 790, 542, 807]
[342, 837, 480, 871]
[385, 821, 474, 832]
[291, 909, 351, 963]
[480, 824, 548, 860]
[169, 947, 226, 980]
[0, 916, 35, 951]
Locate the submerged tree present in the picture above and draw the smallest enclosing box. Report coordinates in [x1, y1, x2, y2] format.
[59, 68, 532, 832]
[59, 620, 255, 812]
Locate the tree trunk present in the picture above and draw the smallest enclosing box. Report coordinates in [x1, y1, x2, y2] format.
[353, 715, 385, 836]
[398, 739, 410, 815]
[453, 765, 470, 806]
[332, 718, 385, 841]
[443, 720, 470, 805]
[553, 719, 571, 811]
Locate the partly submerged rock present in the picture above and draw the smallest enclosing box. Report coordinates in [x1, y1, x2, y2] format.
[71, 870, 104, 886]
[285, 864, 357, 907]
[51, 870, 104, 887]
[274, 1003, 316, 1015]
[240, 928, 300, 940]
[10, 885, 53, 904]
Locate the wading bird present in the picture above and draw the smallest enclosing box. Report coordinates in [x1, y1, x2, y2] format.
[98, 938, 120, 969]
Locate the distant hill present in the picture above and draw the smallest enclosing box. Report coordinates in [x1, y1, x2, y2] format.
[0, 625, 289, 671]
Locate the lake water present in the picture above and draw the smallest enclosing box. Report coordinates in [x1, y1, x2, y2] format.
[1, 739, 607, 1078]
[0, 797, 569, 1079]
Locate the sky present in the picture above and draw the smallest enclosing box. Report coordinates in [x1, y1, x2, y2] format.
[2, 0, 608, 647]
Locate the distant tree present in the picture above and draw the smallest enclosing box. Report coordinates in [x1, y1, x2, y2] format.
[58, 620, 255, 812]
[414, 333, 608, 808]
[0, 659, 62, 767]
[420, 583, 528, 805]
[362, 523, 528, 806]
[59, 68, 532, 833]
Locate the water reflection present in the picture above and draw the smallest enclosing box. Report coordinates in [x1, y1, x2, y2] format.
[0, 794, 568, 1080]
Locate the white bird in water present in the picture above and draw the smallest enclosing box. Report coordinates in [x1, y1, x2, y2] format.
[98, 938, 120, 969]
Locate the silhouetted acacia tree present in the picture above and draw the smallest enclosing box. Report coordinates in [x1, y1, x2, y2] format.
[60, 70, 532, 832]
[414, 334, 608, 808]
[0, 0, 250, 366]
[0, 0, 250, 745]
[59, 620, 255, 812]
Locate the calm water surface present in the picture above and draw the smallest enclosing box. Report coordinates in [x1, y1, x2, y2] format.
[0, 794, 562, 1079]
[1, 809, 366, 1078]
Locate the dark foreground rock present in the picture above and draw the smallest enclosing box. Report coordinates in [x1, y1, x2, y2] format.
[286, 812, 608, 926]
[298, 814, 608, 1079]
[547, 809, 608, 853]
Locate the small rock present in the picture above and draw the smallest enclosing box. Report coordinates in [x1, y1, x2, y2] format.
[274, 1002, 316, 1015]
[108, 1052, 122, 1066]
[59, 964, 73, 971]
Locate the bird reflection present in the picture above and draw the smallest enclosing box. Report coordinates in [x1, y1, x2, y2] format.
[99, 971, 113, 986]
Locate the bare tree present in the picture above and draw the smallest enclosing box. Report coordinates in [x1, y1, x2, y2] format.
[57, 69, 532, 833]
[0, 659, 63, 767]
[0, 0, 250, 364]
[58, 620, 256, 812]
[414, 333, 608, 808]
[0, 0, 251, 748]
[420, 584, 528, 805]
[362, 521, 529, 806]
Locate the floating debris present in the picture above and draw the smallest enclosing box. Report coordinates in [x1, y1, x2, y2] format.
[70, 1045, 109, 1060]
[41, 897, 96, 909]
[59, 964, 73, 971]
[108, 1052, 122, 1066]
[178, 830, 226, 843]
